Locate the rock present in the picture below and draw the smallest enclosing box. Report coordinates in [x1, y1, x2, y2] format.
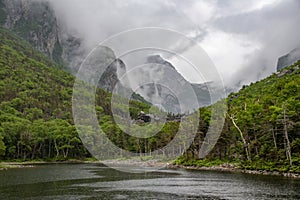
[0, 1, 123, 93]
[277, 47, 300, 71]
[2, 0, 62, 63]
[129, 55, 211, 113]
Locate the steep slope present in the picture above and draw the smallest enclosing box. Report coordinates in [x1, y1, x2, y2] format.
[0, 0, 63, 64]
[0, 0, 134, 94]
[0, 27, 86, 159]
[0, 2, 213, 107]
[0, 1, 210, 107]
[0, 28, 152, 160]
[177, 61, 300, 173]
[130, 55, 211, 113]
[148, 55, 212, 107]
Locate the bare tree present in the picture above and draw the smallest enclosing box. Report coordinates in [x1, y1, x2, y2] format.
[229, 114, 251, 161]
[283, 108, 293, 167]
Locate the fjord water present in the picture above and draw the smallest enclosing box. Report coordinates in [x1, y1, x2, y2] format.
[0, 164, 299, 200]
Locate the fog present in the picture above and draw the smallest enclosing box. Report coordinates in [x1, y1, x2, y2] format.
[49, 0, 300, 89]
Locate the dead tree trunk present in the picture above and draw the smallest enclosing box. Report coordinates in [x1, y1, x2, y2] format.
[229, 115, 251, 161]
[271, 128, 277, 149]
[283, 109, 292, 166]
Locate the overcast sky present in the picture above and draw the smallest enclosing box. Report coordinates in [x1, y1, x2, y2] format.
[50, 0, 300, 89]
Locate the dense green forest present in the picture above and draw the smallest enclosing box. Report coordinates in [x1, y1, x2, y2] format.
[177, 62, 300, 173]
[0, 27, 85, 160]
[0, 27, 299, 173]
[0, 27, 168, 161]
[0, 28, 140, 160]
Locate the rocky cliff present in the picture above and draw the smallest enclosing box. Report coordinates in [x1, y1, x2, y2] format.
[129, 55, 211, 113]
[0, 1, 211, 109]
[0, 0, 118, 91]
[146, 55, 211, 106]
[0, 0, 63, 64]
[277, 47, 300, 71]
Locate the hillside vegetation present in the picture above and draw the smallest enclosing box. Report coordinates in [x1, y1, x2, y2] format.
[0, 27, 85, 160]
[177, 62, 300, 173]
[0, 28, 151, 160]
[0, 27, 299, 174]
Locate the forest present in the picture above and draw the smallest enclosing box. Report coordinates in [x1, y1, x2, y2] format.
[177, 63, 300, 173]
[0, 27, 299, 173]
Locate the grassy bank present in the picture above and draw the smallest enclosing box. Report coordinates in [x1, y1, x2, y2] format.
[172, 157, 300, 178]
[0, 157, 99, 170]
[0, 162, 34, 170]
[1, 157, 299, 179]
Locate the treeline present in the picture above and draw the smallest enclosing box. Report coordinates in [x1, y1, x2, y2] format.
[178, 62, 300, 172]
[0, 28, 141, 160]
[1, 27, 299, 173]
[0, 28, 86, 160]
[0, 28, 176, 160]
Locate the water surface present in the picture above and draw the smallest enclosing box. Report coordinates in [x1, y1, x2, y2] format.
[0, 163, 299, 199]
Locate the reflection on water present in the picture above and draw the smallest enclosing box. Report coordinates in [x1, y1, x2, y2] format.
[0, 164, 299, 199]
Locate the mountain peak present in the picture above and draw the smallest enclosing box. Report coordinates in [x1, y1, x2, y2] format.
[146, 54, 175, 69]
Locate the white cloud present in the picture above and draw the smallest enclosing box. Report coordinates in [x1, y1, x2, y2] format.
[200, 30, 261, 86]
[181, 0, 216, 25]
[48, 0, 300, 89]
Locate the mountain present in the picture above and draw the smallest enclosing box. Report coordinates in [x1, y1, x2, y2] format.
[0, 0, 124, 93]
[135, 55, 211, 113]
[0, 1, 212, 109]
[0, 0, 88, 70]
[277, 47, 300, 71]
[0, 27, 152, 160]
[1, 24, 299, 170]
[177, 61, 300, 172]
[0, 27, 195, 161]
[147, 54, 176, 69]
[0, 27, 85, 159]
[0, 1, 213, 109]
[0, 0, 63, 64]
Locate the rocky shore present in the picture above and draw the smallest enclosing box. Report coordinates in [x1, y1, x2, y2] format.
[100, 158, 170, 169]
[0, 162, 34, 170]
[98, 158, 300, 178]
[0, 160, 93, 170]
[169, 163, 300, 179]
[1, 159, 299, 179]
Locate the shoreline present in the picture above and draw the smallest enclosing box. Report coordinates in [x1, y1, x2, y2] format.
[0, 160, 100, 170]
[168, 164, 300, 179]
[1, 159, 299, 179]
[0, 162, 35, 170]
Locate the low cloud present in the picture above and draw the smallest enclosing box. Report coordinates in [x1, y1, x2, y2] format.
[49, 0, 300, 89]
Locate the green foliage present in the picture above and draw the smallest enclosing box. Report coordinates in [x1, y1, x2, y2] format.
[174, 157, 233, 167]
[0, 28, 155, 161]
[0, 28, 87, 160]
[181, 61, 300, 173]
[0, 25, 299, 175]
[0, 132, 5, 156]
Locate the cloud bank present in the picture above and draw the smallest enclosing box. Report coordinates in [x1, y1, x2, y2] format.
[49, 0, 300, 89]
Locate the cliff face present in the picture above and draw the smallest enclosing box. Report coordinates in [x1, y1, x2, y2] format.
[1, 0, 62, 64]
[277, 47, 300, 71]
[130, 55, 211, 112]
[0, 0, 119, 91]
[0, 1, 210, 108]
